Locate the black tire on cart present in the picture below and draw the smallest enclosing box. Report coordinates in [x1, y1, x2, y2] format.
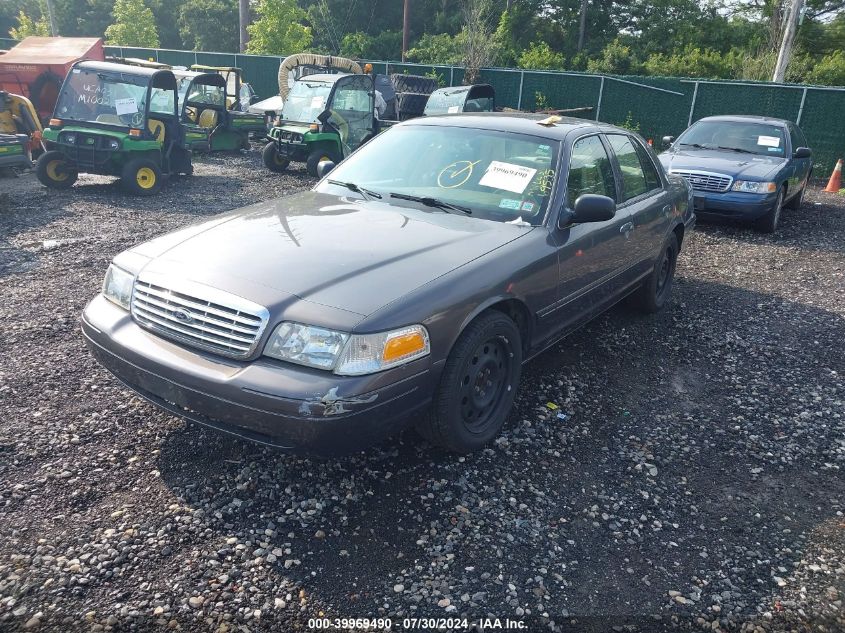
[263, 141, 289, 172]
[35, 151, 78, 189]
[306, 149, 341, 178]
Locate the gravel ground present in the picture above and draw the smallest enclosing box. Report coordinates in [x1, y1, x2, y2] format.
[1, 150, 843, 633]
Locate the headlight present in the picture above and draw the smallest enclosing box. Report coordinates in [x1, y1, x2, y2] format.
[731, 180, 777, 194]
[108, 139, 120, 150]
[335, 325, 430, 376]
[64, 133, 76, 145]
[264, 322, 349, 370]
[262, 323, 431, 375]
[102, 264, 134, 310]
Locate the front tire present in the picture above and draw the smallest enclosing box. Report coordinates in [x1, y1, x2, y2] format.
[35, 151, 77, 189]
[306, 149, 340, 178]
[632, 233, 679, 313]
[262, 141, 289, 172]
[121, 159, 162, 196]
[755, 188, 784, 233]
[417, 311, 522, 453]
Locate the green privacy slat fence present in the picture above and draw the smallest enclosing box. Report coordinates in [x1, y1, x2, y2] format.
[3, 39, 843, 176]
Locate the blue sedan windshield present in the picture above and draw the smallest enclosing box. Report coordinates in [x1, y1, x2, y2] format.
[677, 121, 786, 157]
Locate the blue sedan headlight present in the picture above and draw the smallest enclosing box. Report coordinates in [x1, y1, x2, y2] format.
[731, 180, 777, 194]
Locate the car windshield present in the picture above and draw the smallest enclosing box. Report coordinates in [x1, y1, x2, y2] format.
[677, 120, 786, 157]
[316, 124, 559, 225]
[281, 80, 333, 122]
[424, 88, 493, 115]
[55, 68, 148, 127]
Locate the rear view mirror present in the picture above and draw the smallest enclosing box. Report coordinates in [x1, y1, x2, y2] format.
[316, 160, 336, 178]
[662, 135, 675, 148]
[793, 146, 811, 159]
[570, 194, 616, 224]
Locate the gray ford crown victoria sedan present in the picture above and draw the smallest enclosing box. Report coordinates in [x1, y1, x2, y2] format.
[82, 114, 694, 456]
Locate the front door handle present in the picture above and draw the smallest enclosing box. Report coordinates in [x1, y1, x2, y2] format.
[620, 221, 634, 236]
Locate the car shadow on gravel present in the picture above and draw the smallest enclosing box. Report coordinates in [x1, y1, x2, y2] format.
[149, 275, 845, 626]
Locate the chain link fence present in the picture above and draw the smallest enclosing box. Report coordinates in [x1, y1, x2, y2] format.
[2, 38, 842, 177]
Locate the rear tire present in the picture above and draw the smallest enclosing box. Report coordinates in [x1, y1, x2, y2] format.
[262, 141, 289, 172]
[35, 151, 77, 189]
[121, 159, 162, 196]
[632, 233, 679, 313]
[754, 188, 784, 233]
[306, 149, 340, 177]
[416, 311, 522, 453]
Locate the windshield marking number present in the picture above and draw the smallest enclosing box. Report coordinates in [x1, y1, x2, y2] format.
[438, 160, 481, 189]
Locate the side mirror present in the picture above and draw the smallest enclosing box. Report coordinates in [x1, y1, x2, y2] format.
[565, 194, 616, 225]
[793, 146, 811, 159]
[662, 135, 675, 148]
[316, 160, 336, 178]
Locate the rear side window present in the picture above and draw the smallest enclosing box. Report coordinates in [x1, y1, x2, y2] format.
[607, 134, 659, 201]
[634, 142, 662, 191]
[566, 135, 616, 208]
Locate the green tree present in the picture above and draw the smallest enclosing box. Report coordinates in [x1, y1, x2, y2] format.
[518, 41, 565, 70]
[587, 38, 639, 75]
[179, 0, 238, 52]
[407, 32, 465, 64]
[104, 0, 159, 47]
[643, 46, 740, 79]
[804, 50, 845, 85]
[246, 0, 311, 55]
[9, 9, 51, 38]
[339, 30, 402, 60]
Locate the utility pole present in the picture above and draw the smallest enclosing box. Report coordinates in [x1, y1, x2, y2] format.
[773, 0, 804, 83]
[577, 0, 588, 52]
[402, 0, 410, 61]
[45, 0, 58, 36]
[239, 0, 249, 53]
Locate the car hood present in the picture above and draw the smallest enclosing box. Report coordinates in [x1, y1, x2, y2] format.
[659, 148, 786, 180]
[131, 191, 533, 319]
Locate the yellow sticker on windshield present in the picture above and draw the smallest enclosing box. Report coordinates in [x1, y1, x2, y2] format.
[535, 169, 555, 195]
[438, 160, 481, 189]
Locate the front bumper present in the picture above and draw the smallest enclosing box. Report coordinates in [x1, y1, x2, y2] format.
[690, 189, 778, 220]
[81, 295, 436, 455]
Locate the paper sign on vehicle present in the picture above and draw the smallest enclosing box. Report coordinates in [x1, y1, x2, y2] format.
[447, 105, 460, 113]
[311, 96, 325, 108]
[114, 97, 138, 116]
[479, 161, 538, 194]
[757, 135, 780, 147]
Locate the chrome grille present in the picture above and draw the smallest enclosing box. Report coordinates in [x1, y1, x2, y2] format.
[131, 275, 269, 359]
[671, 170, 732, 193]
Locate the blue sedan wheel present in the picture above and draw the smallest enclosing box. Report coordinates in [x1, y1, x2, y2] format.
[755, 188, 784, 234]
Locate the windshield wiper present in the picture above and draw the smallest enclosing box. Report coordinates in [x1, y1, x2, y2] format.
[389, 192, 472, 215]
[327, 180, 382, 200]
[717, 146, 756, 154]
[679, 142, 709, 149]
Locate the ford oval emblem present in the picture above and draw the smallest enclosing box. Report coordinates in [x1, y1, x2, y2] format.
[172, 308, 194, 323]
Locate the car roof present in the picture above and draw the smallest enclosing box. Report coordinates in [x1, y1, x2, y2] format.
[75, 60, 170, 78]
[699, 114, 790, 126]
[399, 112, 615, 140]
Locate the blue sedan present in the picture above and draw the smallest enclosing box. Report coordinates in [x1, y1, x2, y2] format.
[658, 115, 812, 232]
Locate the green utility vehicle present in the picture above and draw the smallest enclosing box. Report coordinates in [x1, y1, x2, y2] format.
[263, 73, 378, 176]
[36, 60, 192, 195]
[189, 65, 259, 112]
[175, 69, 266, 151]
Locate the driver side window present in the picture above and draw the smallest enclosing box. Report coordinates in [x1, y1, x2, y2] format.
[566, 135, 616, 208]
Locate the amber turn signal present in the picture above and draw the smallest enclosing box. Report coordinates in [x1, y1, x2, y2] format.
[129, 129, 142, 137]
[382, 331, 427, 363]
[49, 118, 62, 128]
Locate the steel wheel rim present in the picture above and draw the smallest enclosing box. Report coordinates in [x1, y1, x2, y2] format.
[656, 247, 672, 298]
[136, 167, 156, 189]
[46, 160, 68, 181]
[458, 336, 511, 434]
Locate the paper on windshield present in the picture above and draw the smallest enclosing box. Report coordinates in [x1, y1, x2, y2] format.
[479, 161, 538, 194]
[311, 96, 325, 108]
[447, 105, 460, 113]
[757, 135, 780, 147]
[114, 97, 138, 116]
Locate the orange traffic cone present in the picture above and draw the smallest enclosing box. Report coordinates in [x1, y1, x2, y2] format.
[824, 159, 842, 193]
